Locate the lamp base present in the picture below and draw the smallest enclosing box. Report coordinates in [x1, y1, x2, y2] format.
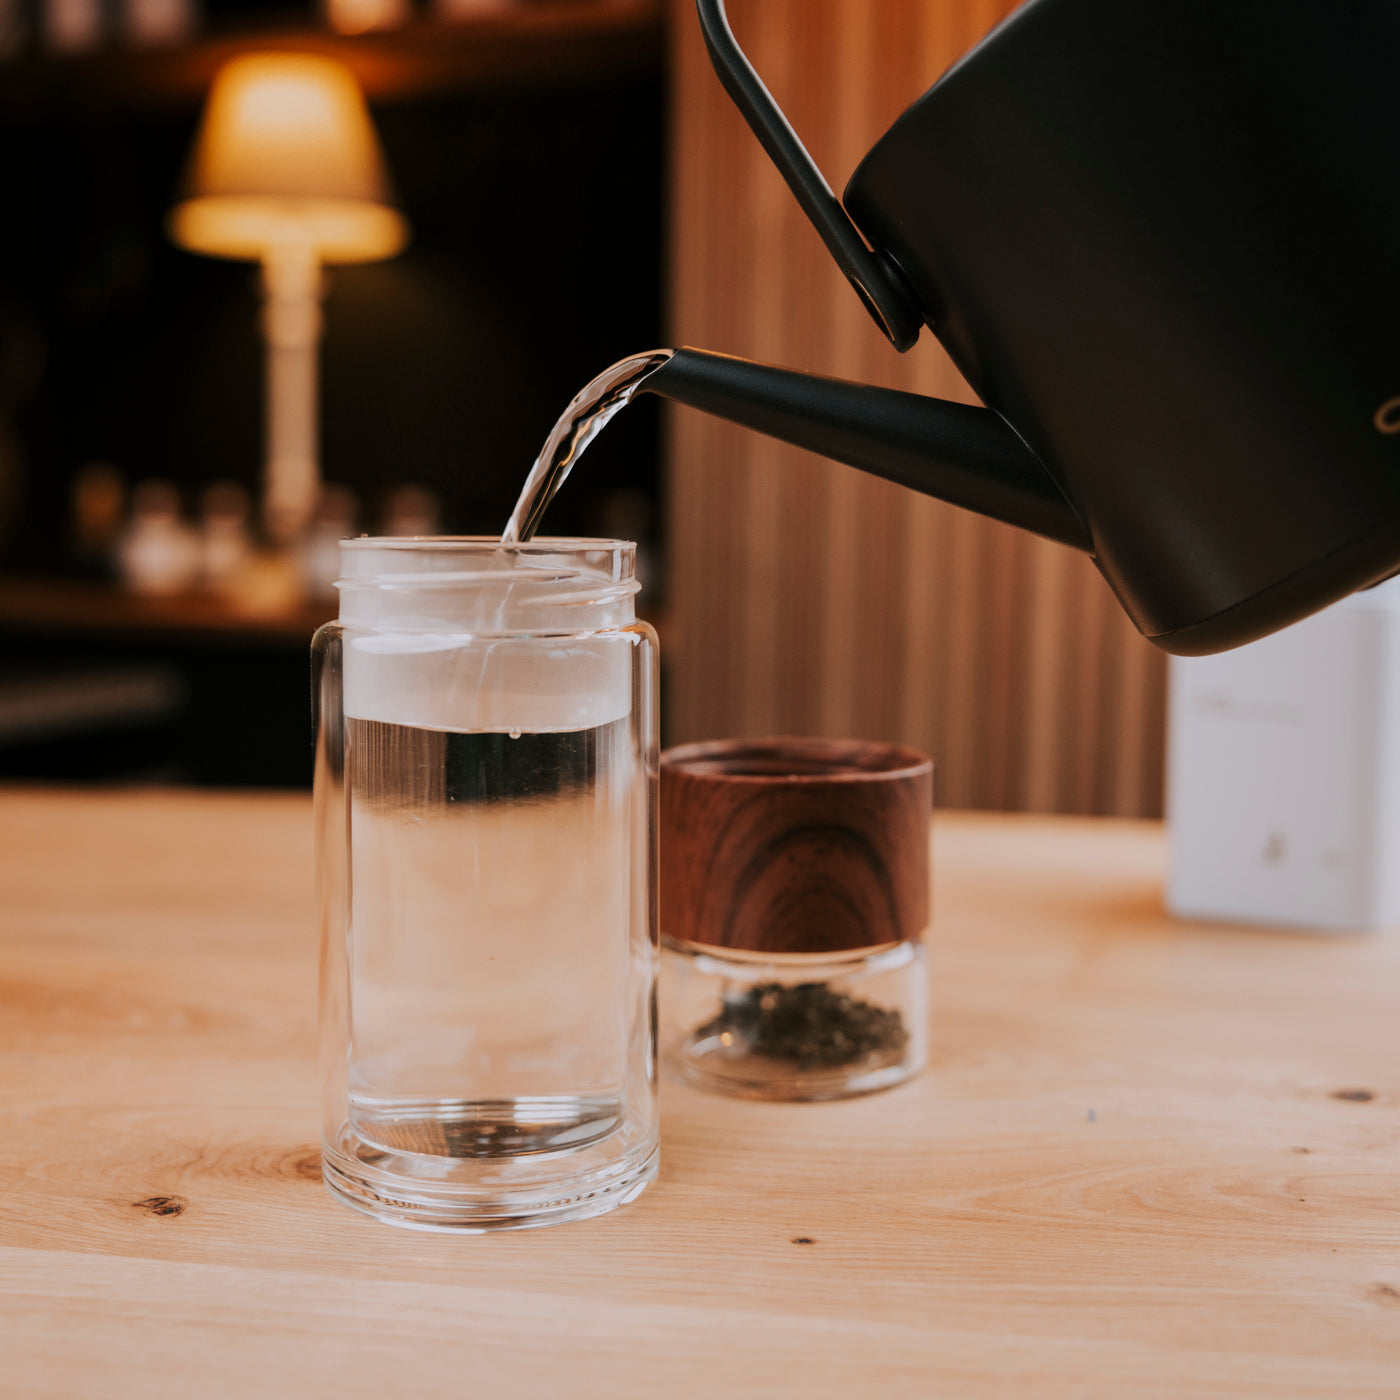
[260, 244, 324, 544]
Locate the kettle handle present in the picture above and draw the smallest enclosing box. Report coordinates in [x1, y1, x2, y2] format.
[695, 0, 925, 352]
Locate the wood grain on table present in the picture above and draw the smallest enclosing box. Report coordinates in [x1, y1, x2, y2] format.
[0, 787, 1397, 1398]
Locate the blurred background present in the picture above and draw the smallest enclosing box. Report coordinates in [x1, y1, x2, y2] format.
[0, 0, 1165, 813]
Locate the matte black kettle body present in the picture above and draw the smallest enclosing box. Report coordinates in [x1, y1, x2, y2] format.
[642, 0, 1400, 655]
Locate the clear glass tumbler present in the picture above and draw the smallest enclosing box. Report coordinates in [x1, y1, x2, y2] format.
[313, 538, 659, 1231]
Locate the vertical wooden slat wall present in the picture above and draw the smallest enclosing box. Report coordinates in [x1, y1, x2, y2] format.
[664, 0, 1168, 816]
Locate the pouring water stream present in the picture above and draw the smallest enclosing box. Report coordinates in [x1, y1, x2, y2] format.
[501, 350, 674, 545]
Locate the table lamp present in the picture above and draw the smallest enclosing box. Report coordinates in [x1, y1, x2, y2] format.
[169, 53, 409, 544]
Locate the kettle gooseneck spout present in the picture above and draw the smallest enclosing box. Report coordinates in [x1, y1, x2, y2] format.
[642, 348, 1093, 554]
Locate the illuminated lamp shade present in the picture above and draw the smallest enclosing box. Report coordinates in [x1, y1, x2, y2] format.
[168, 54, 409, 545]
[170, 52, 407, 263]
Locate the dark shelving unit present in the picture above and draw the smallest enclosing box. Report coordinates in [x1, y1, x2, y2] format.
[0, 0, 668, 787]
[0, 0, 664, 111]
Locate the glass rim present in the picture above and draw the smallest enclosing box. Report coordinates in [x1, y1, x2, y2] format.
[660, 737, 933, 784]
[338, 535, 637, 552]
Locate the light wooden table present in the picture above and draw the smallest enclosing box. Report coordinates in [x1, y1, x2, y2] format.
[1, 788, 1397, 1398]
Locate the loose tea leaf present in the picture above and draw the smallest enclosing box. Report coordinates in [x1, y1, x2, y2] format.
[697, 982, 908, 1070]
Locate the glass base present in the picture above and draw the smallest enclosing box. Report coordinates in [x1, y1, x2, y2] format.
[322, 1113, 658, 1233]
[350, 1094, 624, 1158]
[661, 938, 927, 1101]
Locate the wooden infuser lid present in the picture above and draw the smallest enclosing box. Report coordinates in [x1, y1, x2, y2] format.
[659, 737, 933, 956]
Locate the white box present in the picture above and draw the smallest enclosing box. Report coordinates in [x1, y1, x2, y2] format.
[1167, 580, 1400, 930]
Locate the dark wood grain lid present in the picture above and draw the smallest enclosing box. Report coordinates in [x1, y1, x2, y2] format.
[660, 737, 933, 955]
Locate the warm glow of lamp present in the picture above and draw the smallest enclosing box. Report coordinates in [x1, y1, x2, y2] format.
[169, 53, 408, 543]
[170, 53, 406, 264]
[323, 0, 410, 38]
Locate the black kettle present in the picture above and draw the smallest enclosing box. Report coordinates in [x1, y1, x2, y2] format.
[639, 0, 1400, 655]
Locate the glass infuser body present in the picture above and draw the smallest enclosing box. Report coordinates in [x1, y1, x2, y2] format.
[314, 538, 659, 1231]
